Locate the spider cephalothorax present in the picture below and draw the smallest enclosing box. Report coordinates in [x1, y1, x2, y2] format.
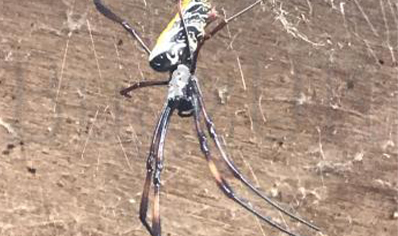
[167, 64, 196, 117]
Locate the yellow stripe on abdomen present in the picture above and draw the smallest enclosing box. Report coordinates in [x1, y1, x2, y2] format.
[155, 0, 194, 46]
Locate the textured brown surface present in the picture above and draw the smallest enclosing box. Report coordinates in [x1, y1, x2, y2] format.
[0, 0, 397, 236]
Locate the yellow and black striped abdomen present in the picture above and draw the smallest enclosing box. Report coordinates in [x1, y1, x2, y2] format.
[149, 0, 212, 72]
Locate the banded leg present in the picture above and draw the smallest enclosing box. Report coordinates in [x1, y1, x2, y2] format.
[191, 79, 320, 231]
[191, 94, 305, 236]
[93, 0, 151, 54]
[139, 103, 173, 235]
[120, 79, 169, 98]
[152, 104, 174, 236]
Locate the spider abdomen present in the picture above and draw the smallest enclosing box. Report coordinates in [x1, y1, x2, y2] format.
[149, 0, 212, 72]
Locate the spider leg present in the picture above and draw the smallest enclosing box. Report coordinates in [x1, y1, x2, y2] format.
[120, 79, 169, 98]
[139, 154, 154, 235]
[139, 103, 174, 236]
[93, 0, 151, 55]
[191, 0, 263, 72]
[191, 79, 320, 232]
[139, 108, 164, 235]
[204, 0, 263, 41]
[191, 94, 305, 236]
[152, 104, 174, 236]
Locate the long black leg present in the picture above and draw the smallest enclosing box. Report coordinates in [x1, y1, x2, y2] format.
[204, 0, 263, 41]
[139, 106, 163, 235]
[152, 104, 174, 236]
[191, 79, 320, 231]
[120, 80, 169, 98]
[139, 103, 173, 236]
[139, 154, 155, 235]
[191, 94, 305, 236]
[93, 0, 151, 54]
[191, 0, 264, 72]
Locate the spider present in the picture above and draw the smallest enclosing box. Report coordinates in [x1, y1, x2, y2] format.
[93, 1, 321, 236]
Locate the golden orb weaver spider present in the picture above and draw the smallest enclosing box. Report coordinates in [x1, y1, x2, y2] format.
[93, 0, 321, 235]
